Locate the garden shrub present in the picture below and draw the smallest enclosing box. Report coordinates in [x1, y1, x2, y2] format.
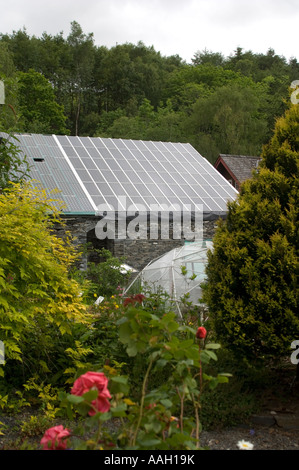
[0, 182, 93, 386]
[71, 246, 132, 302]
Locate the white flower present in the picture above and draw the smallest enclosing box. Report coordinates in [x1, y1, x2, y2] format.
[237, 440, 254, 450]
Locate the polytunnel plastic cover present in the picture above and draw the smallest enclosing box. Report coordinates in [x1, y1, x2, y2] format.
[125, 241, 213, 316]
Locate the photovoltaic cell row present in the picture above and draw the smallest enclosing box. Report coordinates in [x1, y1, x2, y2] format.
[15, 134, 96, 213]
[81, 138, 184, 209]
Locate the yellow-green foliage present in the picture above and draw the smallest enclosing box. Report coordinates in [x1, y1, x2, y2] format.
[0, 181, 92, 378]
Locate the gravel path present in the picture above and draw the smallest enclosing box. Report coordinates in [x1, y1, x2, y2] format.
[199, 382, 299, 451]
[199, 424, 299, 450]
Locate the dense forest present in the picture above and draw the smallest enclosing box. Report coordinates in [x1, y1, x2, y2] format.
[0, 20, 299, 163]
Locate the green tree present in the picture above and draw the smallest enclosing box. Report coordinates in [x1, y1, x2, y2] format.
[192, 49, 225, 67]
[66, 21, 96, 135]
[144, 100, 186, 142]
[162, 64, 240, 112]
[100, 42, 183, 115]
[98, 98, 186, 143]
[0, 43, 15, 77]
[0, 44, 20, 132]
[202, 104, 299, 364]
[225, 47, 290, 135]
[0, 134, 30, 192]
[0, 28, 39, 72]
[17, 69, 68, 134]
[186, 80, 268, 162]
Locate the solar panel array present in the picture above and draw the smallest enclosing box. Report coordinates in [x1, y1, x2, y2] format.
[9, 134, 238, 217]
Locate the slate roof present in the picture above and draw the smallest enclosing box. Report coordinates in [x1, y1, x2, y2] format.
[215, 154, 261, 186]
[2, 133, 239, 219]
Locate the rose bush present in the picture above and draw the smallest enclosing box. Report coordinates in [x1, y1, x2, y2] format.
[41, 298, 230, 450]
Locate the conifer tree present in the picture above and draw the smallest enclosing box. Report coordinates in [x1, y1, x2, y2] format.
[202, 104, 299, 365]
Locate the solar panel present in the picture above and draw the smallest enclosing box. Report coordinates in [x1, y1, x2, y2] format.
[1, 133, 238, 217]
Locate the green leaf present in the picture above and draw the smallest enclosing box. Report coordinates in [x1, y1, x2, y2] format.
[200, 350, 212, 364]
[205, 343, 221, 350]
[110, 375, 127, 384]
[218, 372, 233, 379]
[166, 320, 179, 333]
[160, 399, 172, 408]
[67, 394, 84, 404]
[154, 359, 168, 369]
[109, 376, 130, 394]
[99, 411, 112, 422]
[111, 403, 128, 417]
[204, 350, 218, 361]
[208, 378, 220, 390]
[216, 375, 230, 384]
[118, 321, 132, 344]
[178, 325, 196, 335]
[58, 391, 68, 401]
[82, 389, 99, 402]
[202, 373, 213, 381]
[126, 345, 138, 357]
[138, 438, 162, 447]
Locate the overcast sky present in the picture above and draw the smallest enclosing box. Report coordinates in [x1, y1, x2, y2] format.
[0, 0, 298, 62]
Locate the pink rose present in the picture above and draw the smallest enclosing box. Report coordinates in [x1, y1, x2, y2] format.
[41, 425, 71, 450]
[196, 326, 207, 339]
[71, 371, 111, 416]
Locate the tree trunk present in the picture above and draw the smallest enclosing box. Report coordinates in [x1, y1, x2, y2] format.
[75, 95, 81, 136]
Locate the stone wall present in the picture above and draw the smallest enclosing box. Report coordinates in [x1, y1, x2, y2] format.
[53, 215, 219, 272]
[110, 238, 184, 271]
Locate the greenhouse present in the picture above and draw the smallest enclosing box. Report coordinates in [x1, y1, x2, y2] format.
[125, 241, 213, 317]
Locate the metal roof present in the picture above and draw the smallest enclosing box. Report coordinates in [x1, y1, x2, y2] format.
[3, 133, 238, 218]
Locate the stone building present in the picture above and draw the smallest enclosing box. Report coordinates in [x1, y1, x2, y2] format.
[5, 133, 239, 271]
